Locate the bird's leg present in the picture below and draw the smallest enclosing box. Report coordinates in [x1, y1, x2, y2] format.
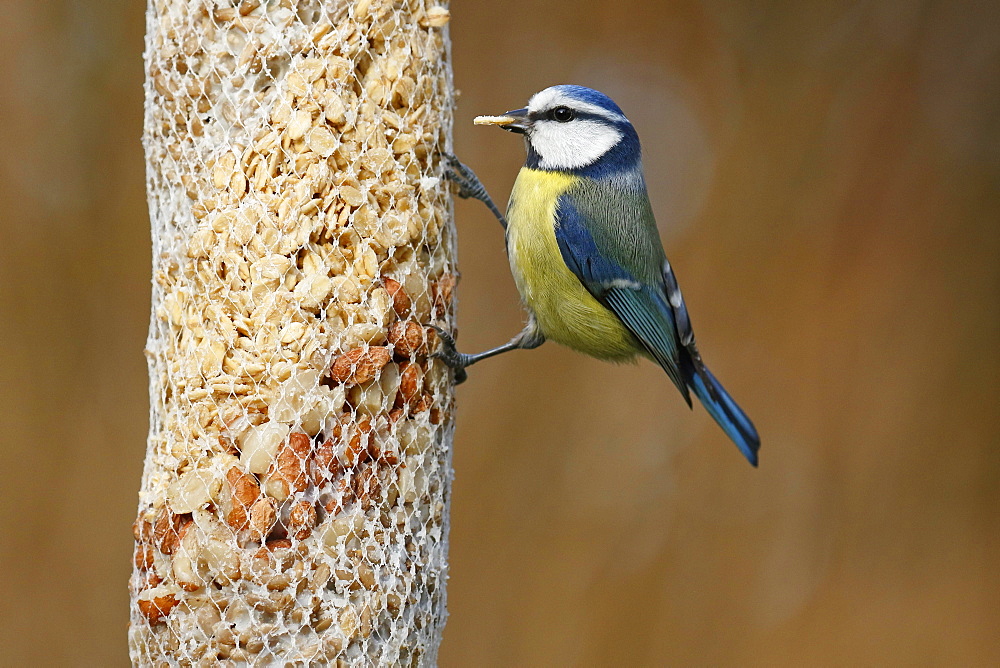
[443, 153, 508, 229]
[431, 318, 545, 384]
[439, 154, 538, 383]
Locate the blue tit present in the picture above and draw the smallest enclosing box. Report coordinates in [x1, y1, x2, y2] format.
[441, 85, 760, 466]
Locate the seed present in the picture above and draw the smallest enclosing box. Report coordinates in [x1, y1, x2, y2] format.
[397, 361, 424, 405]
[248, 496, 278, 541]
[353, 0, 372, 20]
[287, 110, 312, 140]
[330, 345, 392, 386]
[420, 6, 451, 28]
[286, 71, 310, 97]
[287, 500, 317, 540]
[167, 468, 223, 514]
[383, 277, 411, 316]
[306, 126, 337, 157]
[323, 92, 347, 125]
[387, 321, 432, 357]
[239, 421, 290, 475]
[279, 321, 305, 344]
[340, 185, 365, 208]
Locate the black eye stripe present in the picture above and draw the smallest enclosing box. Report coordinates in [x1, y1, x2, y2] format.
[527, 108, 624, 126]
[572, 111, 610, 122]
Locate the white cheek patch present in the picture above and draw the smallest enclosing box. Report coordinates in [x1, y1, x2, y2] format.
[531, 120, 623, 170]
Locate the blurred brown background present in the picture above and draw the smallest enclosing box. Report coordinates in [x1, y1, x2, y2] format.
[2, 1, 998, 665]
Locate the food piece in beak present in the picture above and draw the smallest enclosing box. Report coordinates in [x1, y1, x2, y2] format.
[473, 108, 529, 133]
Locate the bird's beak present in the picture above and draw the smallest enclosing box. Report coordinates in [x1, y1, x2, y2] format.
[473, 107, 529, 134]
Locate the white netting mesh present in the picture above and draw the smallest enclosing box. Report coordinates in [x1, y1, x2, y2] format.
[129, 1, 456, 664]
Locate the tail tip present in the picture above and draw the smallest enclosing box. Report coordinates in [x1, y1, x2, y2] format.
[740, 439, 760, 468]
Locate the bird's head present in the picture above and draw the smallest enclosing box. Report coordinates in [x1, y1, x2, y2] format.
[475, 85, 641, 175]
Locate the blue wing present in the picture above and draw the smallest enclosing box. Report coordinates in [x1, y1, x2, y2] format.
[554, 195, 690, 403]
[554, 192, 761, 465]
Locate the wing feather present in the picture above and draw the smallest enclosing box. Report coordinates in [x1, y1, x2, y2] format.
[554, 193, 690, 401]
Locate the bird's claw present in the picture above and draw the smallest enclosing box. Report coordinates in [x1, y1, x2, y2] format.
[428, 323, 469, 384]
[442, 153, 508, 228]
[443, 154, 482, 201]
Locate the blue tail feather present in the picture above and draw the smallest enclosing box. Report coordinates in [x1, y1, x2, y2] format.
[686, 362, 760, 466]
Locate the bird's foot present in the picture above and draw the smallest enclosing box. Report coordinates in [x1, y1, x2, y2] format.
[429, 324, 470, 385]
[443, 154, 484, 201]
[443, 153, 508, 228]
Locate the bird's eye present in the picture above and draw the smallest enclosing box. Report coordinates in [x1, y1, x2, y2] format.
[550, 106, 575, 123]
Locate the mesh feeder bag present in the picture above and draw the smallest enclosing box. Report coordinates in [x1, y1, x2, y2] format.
[129, 0, 458, 664]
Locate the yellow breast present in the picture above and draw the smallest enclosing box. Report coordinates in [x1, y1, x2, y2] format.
[506, 168, 640, 361]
